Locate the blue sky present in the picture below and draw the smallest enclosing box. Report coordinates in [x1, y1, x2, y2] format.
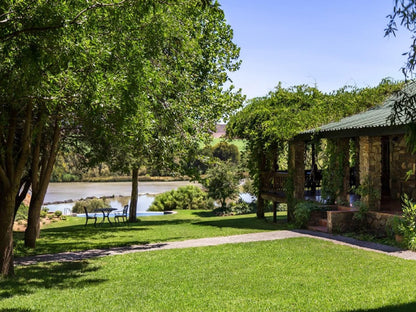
[219, 0, 412, 99]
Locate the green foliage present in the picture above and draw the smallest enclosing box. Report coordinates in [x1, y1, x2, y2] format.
[39, 208, 48, 219]
[293, 201, 313, 228]
[352, 176, 381, 210]
[227, 80, 402, 216]
[352, 200, 369, 231]
[149, 186, 212, 211]
[15, 204, 29, 222]
[211, 142, 240, 164]
[242, 178, 256, 197]
[72, 198, 110, 214]
[321, 139, 347, 205]
[293, 201, 324, 228]
[386, 2, 416, 77]
[400, 194, 416, 250]
[202, 161, 241, 209]
[212, 199, 256, 216]
[386, 215, 405, 237]
[54, 211, 62, 218]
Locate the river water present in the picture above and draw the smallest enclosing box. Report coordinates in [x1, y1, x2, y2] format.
[44, 181, 197, 214]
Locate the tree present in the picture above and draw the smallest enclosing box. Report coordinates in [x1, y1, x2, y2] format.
[386, 0, 416, 78]
[0, 0, 243, 278]
[78, 0, 243, 222]
[385, 0, 416, 141]
[202, 161, 241, 209]
[211, 142, 240, 164]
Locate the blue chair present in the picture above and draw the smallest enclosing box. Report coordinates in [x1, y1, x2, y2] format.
[114, 205, 128, 224]
[84, 207, 97, 227]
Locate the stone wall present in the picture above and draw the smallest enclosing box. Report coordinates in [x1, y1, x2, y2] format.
[390, 134, 416, 199]
[359, 136, 382, 210]
[365, 211, 396, 236]
[327, 210, 355, 233]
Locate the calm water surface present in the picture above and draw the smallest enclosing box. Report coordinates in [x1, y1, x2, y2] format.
[44, 181, 197, 214]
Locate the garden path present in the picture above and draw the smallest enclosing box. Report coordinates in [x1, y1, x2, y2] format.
[15, 230, 416, 266]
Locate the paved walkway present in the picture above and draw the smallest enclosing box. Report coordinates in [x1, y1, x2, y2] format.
[14, 230, 416, 266]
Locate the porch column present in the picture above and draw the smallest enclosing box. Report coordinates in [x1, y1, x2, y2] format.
[333, 138, 350, 204]
[359, 136, 382, 210]
[288, 140, 305, 221]
[257, 149, 266, 219]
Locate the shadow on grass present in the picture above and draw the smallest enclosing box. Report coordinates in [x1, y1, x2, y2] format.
[0, 309, 36, 312]
[13, 217, 197, 257]
[347, 302, 416, 311]
[193, 214, 289, 231]
[0, 261, 104, 301]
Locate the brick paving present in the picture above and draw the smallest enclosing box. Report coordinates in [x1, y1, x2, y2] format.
[14, 230, 416, 266]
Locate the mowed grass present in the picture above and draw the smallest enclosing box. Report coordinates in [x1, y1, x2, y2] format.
[13, 210, 288, 257]
[3, 238, 416, 311]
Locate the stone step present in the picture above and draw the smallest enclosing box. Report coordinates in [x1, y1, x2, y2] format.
[307, 225, 328, 233]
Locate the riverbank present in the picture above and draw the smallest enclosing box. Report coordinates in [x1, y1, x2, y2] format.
[51, 175, 189, 183]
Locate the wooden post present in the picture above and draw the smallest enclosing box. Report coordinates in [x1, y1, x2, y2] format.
[273, 201, 277, 223]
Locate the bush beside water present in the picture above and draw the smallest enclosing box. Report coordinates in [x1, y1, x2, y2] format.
[72, 198, 110, 213]
[149, 185, 213, 211]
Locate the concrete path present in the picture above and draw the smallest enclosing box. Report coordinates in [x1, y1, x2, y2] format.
[14, 230, 416, 266]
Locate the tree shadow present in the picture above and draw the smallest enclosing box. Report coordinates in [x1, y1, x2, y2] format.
[0, 261, 104, 301]
[193, 214, 289, 231]
[346, 302, 416, 311]
[0, 309, 36, 312]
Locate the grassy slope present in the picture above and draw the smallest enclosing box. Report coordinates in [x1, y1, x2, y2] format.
[3, 238, 416, 311]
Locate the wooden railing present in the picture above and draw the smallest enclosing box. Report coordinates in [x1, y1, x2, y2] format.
[260, 171, 288, 194]
[260, 170, 322, 195]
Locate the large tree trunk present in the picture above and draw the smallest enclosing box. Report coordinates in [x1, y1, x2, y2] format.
[0, 194, 17, 277]
[0, 105, 33, 277]
[129, 167, 139, 222]
[25, 118, 61, 248]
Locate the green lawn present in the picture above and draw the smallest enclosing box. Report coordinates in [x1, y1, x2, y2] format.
[3, 238, 416, 311]
[13, 210, 288, 257]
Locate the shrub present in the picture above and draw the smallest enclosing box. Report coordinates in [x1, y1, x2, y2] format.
[352, 200, 369, 231]
[293, 201, 321, 228]
[54, 210, 63, 217]
[400, 194, 416, 250]
[213, 199, 256, 216]
[202, 161, 241, 209]
[15, 204, 29, 221]
[211, 142, 240, 164]
[72, 198, 110, 213]
[149, 186, 212, 211]
[386, 215, 405, 238]
[40, 207, 49, 218]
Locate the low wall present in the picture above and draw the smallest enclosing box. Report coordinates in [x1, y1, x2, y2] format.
[365, 211, 396, 236]
[327, 210, 355, 233]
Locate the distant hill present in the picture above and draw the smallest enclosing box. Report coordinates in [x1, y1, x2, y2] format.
[213, 124, 226, 138]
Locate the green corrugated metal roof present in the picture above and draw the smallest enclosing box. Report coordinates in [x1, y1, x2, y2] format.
[303, 81, 415, 137]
